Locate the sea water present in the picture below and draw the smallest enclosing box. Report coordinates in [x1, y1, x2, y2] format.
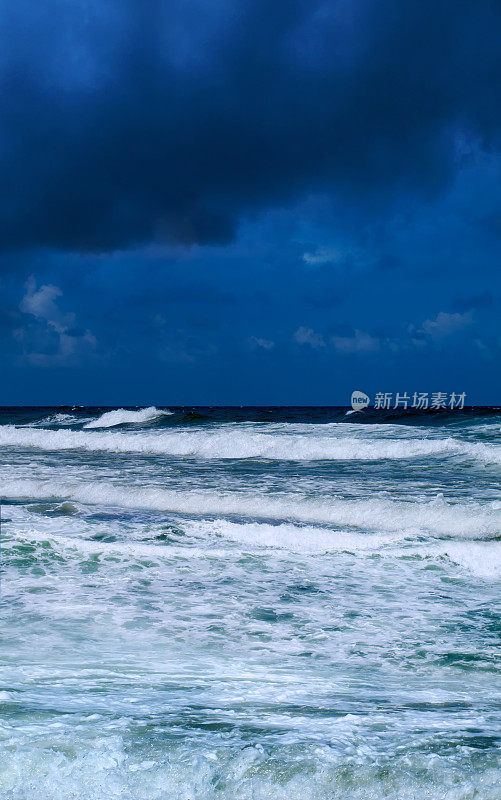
[0, 406, 500, 799]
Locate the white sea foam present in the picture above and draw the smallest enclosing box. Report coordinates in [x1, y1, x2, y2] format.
[1, 731, 498, 800]
[0, 423, 499, 463]
[2, 478, 499, 539]
[209, 520, 501, 578]
[9, 515, 501, 579]
[441, 541, 501, 579]
[190, 518, 397, 553]
[28, 412, 90, 427]
[83, 406, 173, 428]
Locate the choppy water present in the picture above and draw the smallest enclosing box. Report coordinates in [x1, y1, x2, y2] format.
[1, 406, 500, 799]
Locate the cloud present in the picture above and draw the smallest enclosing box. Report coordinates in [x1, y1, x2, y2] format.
[20, 277, 70, 333]
[330, 329, 380, 354]
[249, 336, 275, 350]
[17, 276, 96, 363]
[420, 310, 473, 339]
[302, 247, 344, 266]
[293, 323, 380, 353]
[1, 0, 501, 253]
[293, 326, 325, 348]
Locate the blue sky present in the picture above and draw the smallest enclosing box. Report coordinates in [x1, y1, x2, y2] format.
[0, 0, 500, 404]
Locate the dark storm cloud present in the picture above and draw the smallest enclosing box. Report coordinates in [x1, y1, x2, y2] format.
[1, 0, 501, 253]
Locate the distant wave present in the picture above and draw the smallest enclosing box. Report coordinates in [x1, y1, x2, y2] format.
[83, 406, 173, 428]
[28, 413, 91, 427]
[0, 423, 500, 463]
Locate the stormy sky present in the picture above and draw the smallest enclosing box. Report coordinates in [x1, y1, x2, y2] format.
[1, 0, 500, 404]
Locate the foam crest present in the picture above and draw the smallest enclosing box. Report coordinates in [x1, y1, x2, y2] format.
[83, 406, 172, 428]
[1, 734, 498, 800]
[0, 424, 499, 463]
[3, 479, 499, 539]
[442, 541, 501, 579]
[208, 522, 501, 578]
[6, 503, 500, 578]
[191, 518, 396, 553]
[28, 412, 90, 427]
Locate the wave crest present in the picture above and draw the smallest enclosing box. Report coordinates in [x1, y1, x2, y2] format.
[0, 424, 499, 463]
[83, 407, 172, 429]
[2, 479, 500, 540]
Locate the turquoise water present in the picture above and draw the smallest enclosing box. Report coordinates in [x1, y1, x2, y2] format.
[0, 407, 500, 799]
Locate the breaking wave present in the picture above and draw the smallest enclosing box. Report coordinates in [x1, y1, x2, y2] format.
[83, 406, 173, 428]
[28, 412, 90, 427]
[0, 423, 500, 463]
[2, 478, 500, 539]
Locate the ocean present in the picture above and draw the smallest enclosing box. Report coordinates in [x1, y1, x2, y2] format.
[0, 406, 500, 799]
